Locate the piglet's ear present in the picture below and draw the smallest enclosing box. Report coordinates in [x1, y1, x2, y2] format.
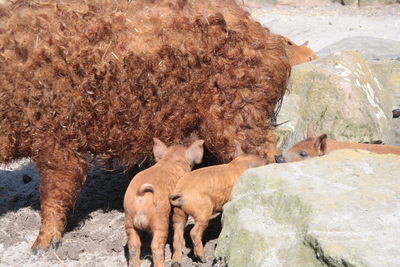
[306, 123, 316, 138]
[248, 158, 266, 168]
[185, 140, 205, 166]
[234, 141, 244, 158]
[314, 134, 327, 156]
[153, 138, 168, 162]
[301, 40, 309, 47]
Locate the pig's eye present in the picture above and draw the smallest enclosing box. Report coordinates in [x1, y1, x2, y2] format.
[298, 150, 308, 158]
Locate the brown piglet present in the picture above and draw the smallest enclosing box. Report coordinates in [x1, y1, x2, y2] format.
[123, 138, 204, 267]
[169, 154, 266, 266]
[276, 129, 400, 163]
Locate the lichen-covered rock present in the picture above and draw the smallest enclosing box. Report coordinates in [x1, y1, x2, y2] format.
[367, 59, 400, 144]
[339, 0, 400, 5]
[367, 60, 400, 109]
[247, 0, 399, 5]
[358, 0, 400, 5]
[318, 37, 400, 60]
[215, 150, 400, 267]
[275, 50, 393, 151]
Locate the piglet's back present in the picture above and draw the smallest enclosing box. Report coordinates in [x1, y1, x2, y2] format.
[174, 164, 231, 192]
[174, 155, 266, 195]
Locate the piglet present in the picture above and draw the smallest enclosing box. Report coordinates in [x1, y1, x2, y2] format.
[169, 154, 266, 266]
[124, 138, 204, 267]
[276, 128, 400, 163]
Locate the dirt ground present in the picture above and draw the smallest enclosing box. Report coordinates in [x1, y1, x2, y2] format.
[1, 2, 400, 267]
[0, 158, 222, 267]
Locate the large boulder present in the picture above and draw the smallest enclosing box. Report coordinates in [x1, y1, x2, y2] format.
[318, 37, 400, 61]
[367, 60, 400, 109]
[338, 0, 400, 6]
[275, 50, 393, 151]
[358, 0, 400, 5]
[215, 149, 400, 266]
[246, 0, 400, 6]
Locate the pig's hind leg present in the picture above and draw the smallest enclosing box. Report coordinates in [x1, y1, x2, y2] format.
[32, 147, 87, 253]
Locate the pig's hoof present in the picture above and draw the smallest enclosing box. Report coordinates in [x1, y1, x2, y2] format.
[32, 247, 47, 256]
[32, 240, 49, 255]
[32, 233, 61, 254]
[51, 240, 60, 250]
[196, 255, 207, 263]
[393, 108, 400, 118]
[171, 262, 181, 267]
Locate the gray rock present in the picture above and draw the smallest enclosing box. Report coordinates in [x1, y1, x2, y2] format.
[318, 37, 400, 60]
[341, 0, 358, 5]
[339, 0, 400, 5]
[367, 60, 400, 109]
[358, 0, 400, 5]
[216, 149, 400, 267]
[246, 0, 399, 5]
[366, 59, 400, 144]
[275, 50, 392, 151]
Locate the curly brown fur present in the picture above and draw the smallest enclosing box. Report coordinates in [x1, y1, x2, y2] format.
[0, 0, 290, 251]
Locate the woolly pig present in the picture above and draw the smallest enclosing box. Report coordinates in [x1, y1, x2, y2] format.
[0, 0, 290, 252]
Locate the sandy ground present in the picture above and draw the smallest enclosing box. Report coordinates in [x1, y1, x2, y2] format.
[1, 3, 400, 267]
[0, 158, 222, 267]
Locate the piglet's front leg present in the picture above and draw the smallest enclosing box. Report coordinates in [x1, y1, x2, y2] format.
[32, 147, 87, 254]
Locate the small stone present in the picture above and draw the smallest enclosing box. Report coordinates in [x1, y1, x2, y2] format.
[393, 109, 400, 118]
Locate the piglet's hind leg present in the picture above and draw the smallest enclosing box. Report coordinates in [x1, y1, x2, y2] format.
[171, 207, 188, 267]
[151, 228, 168, 267]
[125, 223, 141, 266]
[190, 209, 212, 263]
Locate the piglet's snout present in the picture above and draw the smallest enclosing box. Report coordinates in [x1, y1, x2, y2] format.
[275, 155, 286, 163]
